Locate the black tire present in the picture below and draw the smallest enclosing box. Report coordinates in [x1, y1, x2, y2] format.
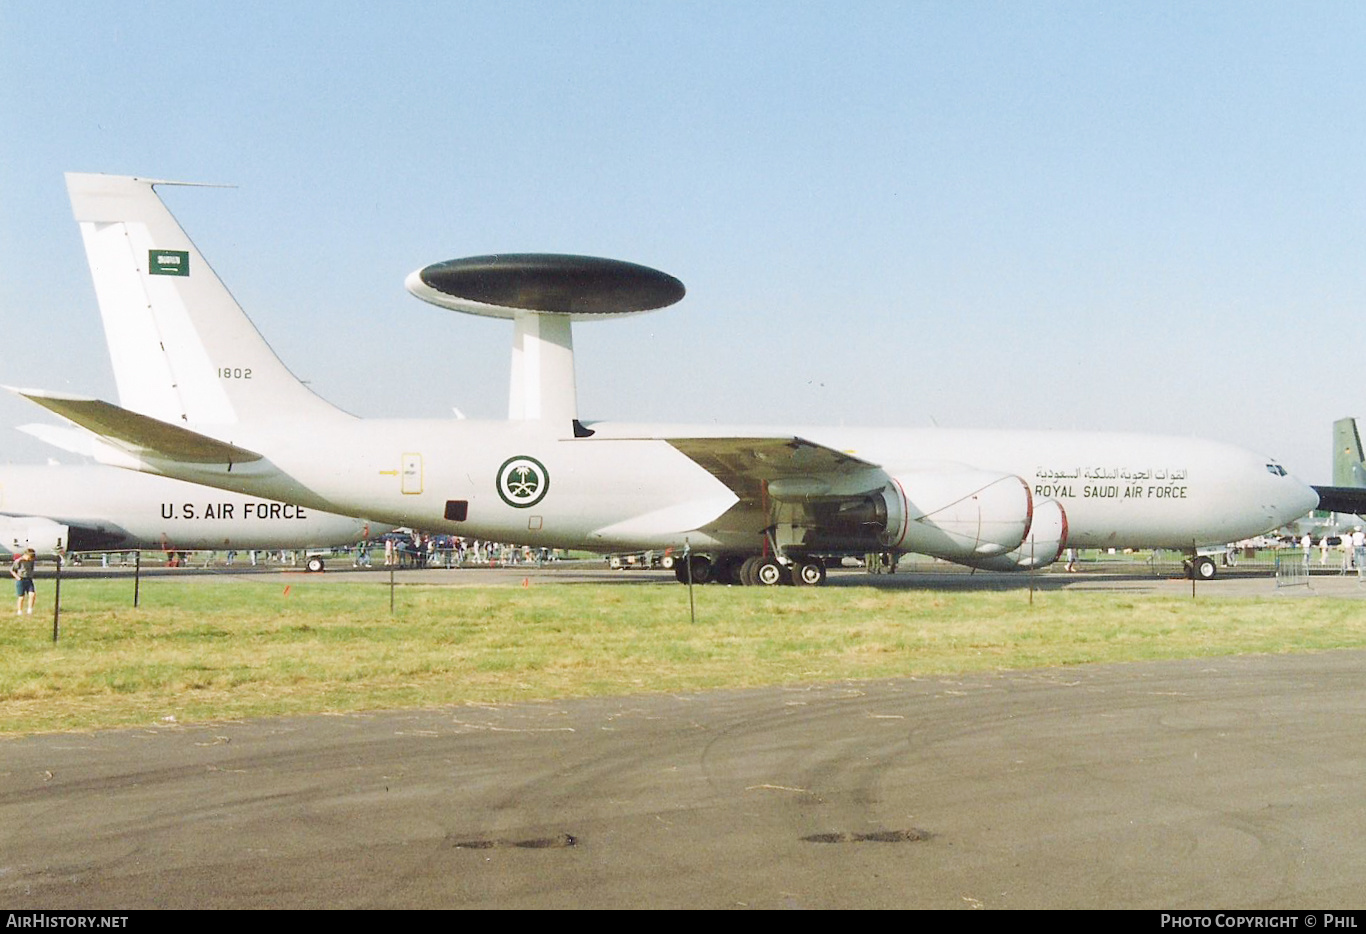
[791, 561, 826, 586]
[1193, 556, 1217, 580]
[675, 555, 711, 584]
[754, 557, 789, 586]
[694, 556, 714, 584]
[306, 556, 325, 573]
[739, 555, 763, 586]
[714, 556, 743, 585]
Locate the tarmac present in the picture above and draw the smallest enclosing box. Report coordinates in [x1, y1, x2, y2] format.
[49, 553, 1366, 598]
[2, 564, 1365, 908]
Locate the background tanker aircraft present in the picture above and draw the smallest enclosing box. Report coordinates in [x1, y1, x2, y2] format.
[1306, 417, 1366, 521]
[1330, 417, 1366, 490]
[0, 460, 382, 570]
[12, 173, 1319, 584]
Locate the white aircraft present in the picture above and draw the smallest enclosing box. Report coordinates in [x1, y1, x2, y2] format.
[0, 461, 383, 570]
[11, 173, 1320, 583]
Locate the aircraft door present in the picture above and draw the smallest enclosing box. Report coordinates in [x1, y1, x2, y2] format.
[402, 454, 423, 494]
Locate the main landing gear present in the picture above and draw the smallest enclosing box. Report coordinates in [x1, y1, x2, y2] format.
[1182, 555, 1217, 581]
[673, 554, 829, 587]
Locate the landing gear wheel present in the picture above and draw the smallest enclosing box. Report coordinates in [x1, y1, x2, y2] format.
[306, 556, 325, 573]
[754, 557, 790, 586]
[714, 556, 743, 585]
[791, 561, 827, 586]
[1192, 555, 1217, 581]
[675, 555, 712, 584]
[739, 555, 763, 586]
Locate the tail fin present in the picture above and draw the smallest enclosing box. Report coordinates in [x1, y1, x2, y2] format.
[66, 173, 347, 432]
[1332, 417, 1366, 488]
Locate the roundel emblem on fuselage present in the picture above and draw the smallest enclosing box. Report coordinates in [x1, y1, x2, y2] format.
[496, 455, 549, 508]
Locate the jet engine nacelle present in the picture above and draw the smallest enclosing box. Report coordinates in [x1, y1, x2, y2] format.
[957, 497, 1068, 571]
[0, 516, 71, 557]
[885, 466, 1033, 561]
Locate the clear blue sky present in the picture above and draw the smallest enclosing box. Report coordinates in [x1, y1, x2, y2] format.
[3, 1, 1364, 481]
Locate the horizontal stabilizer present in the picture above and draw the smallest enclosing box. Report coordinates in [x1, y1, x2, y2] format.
[1312, 485, 1366, 516]
[16, 423, 106, 458]
[16, 423, 152, 471]
[10, 389, 262, 465]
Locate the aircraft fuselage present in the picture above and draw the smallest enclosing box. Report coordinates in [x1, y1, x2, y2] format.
[155, 418, 1315, 555]
[0, 464, 379, 554]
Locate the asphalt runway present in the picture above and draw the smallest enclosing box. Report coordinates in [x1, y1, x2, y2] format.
[4, 645, 1366, 908]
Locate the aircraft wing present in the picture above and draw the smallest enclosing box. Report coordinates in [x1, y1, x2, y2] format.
[663, 436, 884, 500]
[9, 389, 262, 465]
[1312, 485, 1366, 516]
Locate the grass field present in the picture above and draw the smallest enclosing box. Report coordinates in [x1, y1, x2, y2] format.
[3, 576, 1366, 736]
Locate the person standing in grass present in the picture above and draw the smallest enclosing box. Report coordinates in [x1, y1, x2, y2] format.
[11, 548, 36, 615]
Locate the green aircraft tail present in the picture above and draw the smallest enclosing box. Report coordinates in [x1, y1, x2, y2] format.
[1332, 417, 1366, 488]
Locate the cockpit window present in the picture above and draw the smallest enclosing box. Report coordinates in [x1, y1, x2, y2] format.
[1265, 463, 1287, 477]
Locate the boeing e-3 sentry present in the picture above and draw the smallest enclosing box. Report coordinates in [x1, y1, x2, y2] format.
[0, 460, 383, 569]
[12, 173, 1320, 583]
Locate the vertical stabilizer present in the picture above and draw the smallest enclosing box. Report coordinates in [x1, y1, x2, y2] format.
[66, 173, 347, 431]
[1332, 417, 1366, 487]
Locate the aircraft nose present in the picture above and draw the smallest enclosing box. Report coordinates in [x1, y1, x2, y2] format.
[1279, 474, 1320, 526]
